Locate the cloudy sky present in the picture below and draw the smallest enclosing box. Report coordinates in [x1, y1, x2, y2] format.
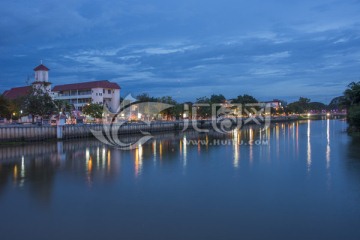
[1, 0, 360, 103]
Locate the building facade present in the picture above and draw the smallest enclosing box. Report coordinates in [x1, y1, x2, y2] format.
[33, 64, 51, 93]
[3, 63, 121, 113]
[2, 64, 51, 99]
[51, 80, 121, 112]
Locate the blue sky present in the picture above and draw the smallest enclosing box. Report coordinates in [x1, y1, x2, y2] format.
[1, 0, 360, 103]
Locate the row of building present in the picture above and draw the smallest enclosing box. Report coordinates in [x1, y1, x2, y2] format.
[2, 63, 286, 122]
[3, 63, 121, 113]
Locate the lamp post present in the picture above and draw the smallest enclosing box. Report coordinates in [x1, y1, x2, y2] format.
[19, 110, 23, 123]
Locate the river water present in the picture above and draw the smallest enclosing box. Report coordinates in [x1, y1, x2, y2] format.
[1, 119, 360, 240]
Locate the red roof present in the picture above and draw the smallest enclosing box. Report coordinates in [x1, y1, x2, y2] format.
[2, 86, 32, 100]
[52, 80, 120, 92]
[34, 64, 49, 71]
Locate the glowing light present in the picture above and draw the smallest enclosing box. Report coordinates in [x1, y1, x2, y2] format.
[183, 136, 187, 167]
[107, 150, 111, 172]
[249, 127, 254, 163]
[159, 142, 163, 160]
[135, 145, 143, 177]
[13, 165, 18, 180]
[96, 147, 100, 168]
[153, 141, 157, 162]
[102, 147, 106, 169]
[20, 156, 25, 178]
[85, 148, 90, 161]
[307, 120, 311, 172]
[307, 113, 311, 117]
[88, 156, 93, 172]
[326, 119, 331, 169]
[233, 129, 239, 168]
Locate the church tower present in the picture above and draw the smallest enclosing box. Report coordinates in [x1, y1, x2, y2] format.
[32, 62, 51, 93]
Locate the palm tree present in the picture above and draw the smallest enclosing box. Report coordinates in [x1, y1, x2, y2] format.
[343, 81, 360, 107]
[343, 81, 360, 130]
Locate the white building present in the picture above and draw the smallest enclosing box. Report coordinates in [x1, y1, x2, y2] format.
[33, 64, 52, 93]
[52, 80, 121, 112]
[3, 63, 121, 113]
[3, 64, 52, 99]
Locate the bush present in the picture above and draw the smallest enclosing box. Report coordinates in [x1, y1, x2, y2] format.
[348, 105, 360, 128]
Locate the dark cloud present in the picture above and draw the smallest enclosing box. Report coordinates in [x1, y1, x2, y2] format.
[1, 0, 360, 103]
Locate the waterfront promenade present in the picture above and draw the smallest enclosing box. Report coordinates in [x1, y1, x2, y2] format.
[0, 116, 300, 142]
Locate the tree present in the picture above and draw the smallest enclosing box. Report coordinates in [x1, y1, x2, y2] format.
[54, 100, 74, 114]
[231, 94, 259, 116]
[308, 102, 327, 112]
[328, 96, 346, 111]
[286, 102, 303, 114]
[343, 81, 360, 107]
[298, 97, 311, 111]
[285, 97, 311, 114]
[348, 105, 360, 128]
[195, 96, 211, 118]
[23, 87, 56, 123]
[158, 96, 177, 120]
[82, 103, 103, 119]
[210, 94, 226, 104]
[0, 95, 10, 118]
[136, 93, 158, 102]
[343, 82, 360, 131]
[232, 94, 258, 104]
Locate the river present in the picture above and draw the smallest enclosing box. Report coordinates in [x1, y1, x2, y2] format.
[1, 119, 360, 240]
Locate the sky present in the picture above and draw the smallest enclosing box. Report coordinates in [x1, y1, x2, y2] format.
[1, 0, 360, 104]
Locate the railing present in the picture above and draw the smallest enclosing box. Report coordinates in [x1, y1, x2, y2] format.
[0, 117, 299, 142]
[53, 94, 92, 99]
[0, 125, 56, 142]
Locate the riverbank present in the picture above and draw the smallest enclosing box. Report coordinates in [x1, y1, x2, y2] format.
[0, 116, 298, 143]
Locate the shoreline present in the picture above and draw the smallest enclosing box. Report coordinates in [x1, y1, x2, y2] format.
[0, 116, 344, 144]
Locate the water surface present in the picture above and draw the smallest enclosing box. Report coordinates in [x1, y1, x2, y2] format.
[1, 120, 360, 240]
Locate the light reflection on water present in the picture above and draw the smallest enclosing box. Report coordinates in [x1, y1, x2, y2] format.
[0, 121, 348, 185]
[307, 119, 312, 173]
[233, 128, 239, 168]
[0, 120, 349, 187]
[1, 120, 360, 240]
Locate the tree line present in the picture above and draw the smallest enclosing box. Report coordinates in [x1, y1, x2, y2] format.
[0, 87, 73, 123]
[343, 81, 360, 131]
[0, 85, 354, 122]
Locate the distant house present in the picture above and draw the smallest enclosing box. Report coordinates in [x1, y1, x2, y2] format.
[264, 99, 285, 109]
[51, 80, 121, 112]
